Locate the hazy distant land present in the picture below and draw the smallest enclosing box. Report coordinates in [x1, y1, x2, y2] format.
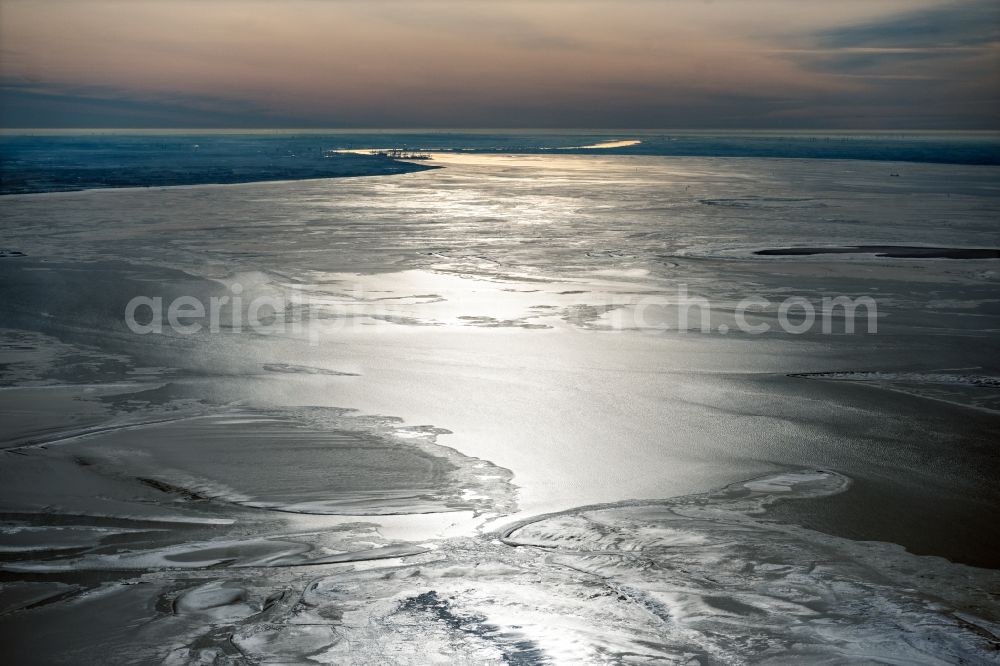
[3, 131, 999, 195]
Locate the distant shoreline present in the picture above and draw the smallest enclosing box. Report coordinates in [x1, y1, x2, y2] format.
[0, 155, 436, 196]
[0, 167, 439, 196]
[3, 130, 1000, 195]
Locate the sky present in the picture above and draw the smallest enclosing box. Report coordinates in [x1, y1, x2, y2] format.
[0, 0, 997, 129]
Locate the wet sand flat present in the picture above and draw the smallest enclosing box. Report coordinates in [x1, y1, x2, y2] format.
[755, 245, 1000, 258]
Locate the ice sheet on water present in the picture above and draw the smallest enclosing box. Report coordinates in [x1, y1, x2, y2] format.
[2, 538, 312, 572]
[793, 370, 1000, 388]
[0, 581, 79, 615]
[172, 581, 257, 620]
[792, 370, 1000, 414]
[0, 448, 235, 525]
[741, 469, 846, 493]
[158, 469, 1000, 665]
[67, 408, 517, 517]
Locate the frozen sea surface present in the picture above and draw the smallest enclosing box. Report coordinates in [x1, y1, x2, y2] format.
[1, 148, 999, 663]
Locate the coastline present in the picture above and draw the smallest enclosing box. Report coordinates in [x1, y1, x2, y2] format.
[3, 129, 1000, 197]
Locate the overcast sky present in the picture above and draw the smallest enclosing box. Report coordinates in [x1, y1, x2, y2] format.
[1, 0, 997, 129]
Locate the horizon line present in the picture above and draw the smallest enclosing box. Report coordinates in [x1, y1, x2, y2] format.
[3, 128, 999, 134]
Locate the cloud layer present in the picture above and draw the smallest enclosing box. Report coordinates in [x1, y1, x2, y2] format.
[1, 0, 996, 128]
